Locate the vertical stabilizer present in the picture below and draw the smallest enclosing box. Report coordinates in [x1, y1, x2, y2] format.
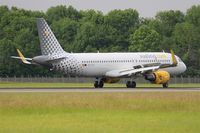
[37, 18, 65, 55]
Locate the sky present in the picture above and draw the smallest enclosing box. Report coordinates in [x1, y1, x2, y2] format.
[0, 0, 200, 18]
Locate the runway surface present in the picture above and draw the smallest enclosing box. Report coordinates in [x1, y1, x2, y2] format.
[0, 88, 200, 92]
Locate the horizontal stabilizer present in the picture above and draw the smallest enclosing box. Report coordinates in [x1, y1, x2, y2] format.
[11, 49, 32, 64]
[32, 54, 67, 65]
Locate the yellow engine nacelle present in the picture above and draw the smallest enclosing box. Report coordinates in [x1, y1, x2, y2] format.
[145, 71, 170, 84]
[103, 77, 120, 83]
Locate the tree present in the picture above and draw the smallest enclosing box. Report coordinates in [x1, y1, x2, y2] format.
[105, 9, 139, 33]
[0, 6, 9, 19]
[129, 25, 161, 52]
[80, 10, 104, 25]
[155, 10, 184, 37]
[51, 18, 79, 52]
[185, 5, 200, 26]
[47, 5, 81, 22]
[173, 22, 200, 75]
[143, 11, 185, 51]
[105, 9, 139, 50]
[73, 22, 116, 52]
[0, 39, 16, 77]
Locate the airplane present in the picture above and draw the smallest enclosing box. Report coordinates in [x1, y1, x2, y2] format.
[11, 18, 187, 88]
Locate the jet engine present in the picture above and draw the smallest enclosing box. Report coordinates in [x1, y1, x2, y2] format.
[145, 71, 170, 84]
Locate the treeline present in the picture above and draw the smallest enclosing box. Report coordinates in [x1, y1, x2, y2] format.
[0, 5, 200, 77]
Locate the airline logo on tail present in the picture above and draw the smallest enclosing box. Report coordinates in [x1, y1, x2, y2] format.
[43, 30, 49, 37]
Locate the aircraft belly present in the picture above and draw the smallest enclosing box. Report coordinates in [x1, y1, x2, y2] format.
[82, 66, 109, 76]
[81, 64, 132, 77]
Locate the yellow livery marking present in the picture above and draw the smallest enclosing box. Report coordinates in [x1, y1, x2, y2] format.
[156, 54, 167, 59]
[44, 31, 49, 36]
[16, 49, 26, 62]
[16, 49, 30, 64]
[170, 49, 178, 65]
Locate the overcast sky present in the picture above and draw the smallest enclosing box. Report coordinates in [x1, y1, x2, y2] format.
[1, 0, 200, 17]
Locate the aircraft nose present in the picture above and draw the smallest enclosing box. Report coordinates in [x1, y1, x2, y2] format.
[182, 62, 187, 72]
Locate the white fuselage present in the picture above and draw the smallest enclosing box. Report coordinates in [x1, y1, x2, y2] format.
[52, 52, 186, 77]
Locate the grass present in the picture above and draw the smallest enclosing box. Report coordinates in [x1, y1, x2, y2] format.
[0, 82, 200, 88]
[0, 92, 200, 133]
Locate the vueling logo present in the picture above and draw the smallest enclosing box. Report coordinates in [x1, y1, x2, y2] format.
[156, 54, 167, 59]
[140, 54, 167, 59]
[43, 30, 49, 37]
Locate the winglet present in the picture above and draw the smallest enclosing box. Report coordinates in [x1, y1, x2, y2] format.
[170, 49, 177, 66]
[16, 49, 31, 64]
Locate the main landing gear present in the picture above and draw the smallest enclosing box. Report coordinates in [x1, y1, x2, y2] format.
[126, 81, 136, 88]
[162, 83, 169, 88]
[94, 78, 137, 88]
[94, 78, 104, 88]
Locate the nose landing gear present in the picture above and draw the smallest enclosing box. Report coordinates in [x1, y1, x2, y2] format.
[94, 78, 104, 88]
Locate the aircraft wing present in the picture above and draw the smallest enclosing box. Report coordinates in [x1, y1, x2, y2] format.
[105, 65, 160, 77]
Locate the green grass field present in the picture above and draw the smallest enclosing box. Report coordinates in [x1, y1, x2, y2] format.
[0, 92, 200, 133]
[0, 82, 200, 88]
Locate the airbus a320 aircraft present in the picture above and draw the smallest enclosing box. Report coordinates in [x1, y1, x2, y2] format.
[11, 18, 187, 88]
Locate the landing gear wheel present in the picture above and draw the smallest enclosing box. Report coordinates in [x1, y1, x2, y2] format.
[99, 80, 104, 88]
[126, 81, 131, 88]
[163, 83, 168, 88]
[94, 81, 99, 88]
[94, 79, 104, 88]
[131, 81, 136, 88]
[126, 81, 136, 88]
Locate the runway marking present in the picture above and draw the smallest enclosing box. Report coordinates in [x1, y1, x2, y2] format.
[0, 88, 200, 92]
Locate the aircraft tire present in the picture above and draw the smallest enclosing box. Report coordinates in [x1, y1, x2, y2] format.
[126, 81, 131, 88]
[94, 81, 99, 88]
[94, 80, 104, 88]
[163, 83, 168, 88]
[99, 80, 104, 88]
[132, 81, 136, 88]
[126, 81, 136, 88]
